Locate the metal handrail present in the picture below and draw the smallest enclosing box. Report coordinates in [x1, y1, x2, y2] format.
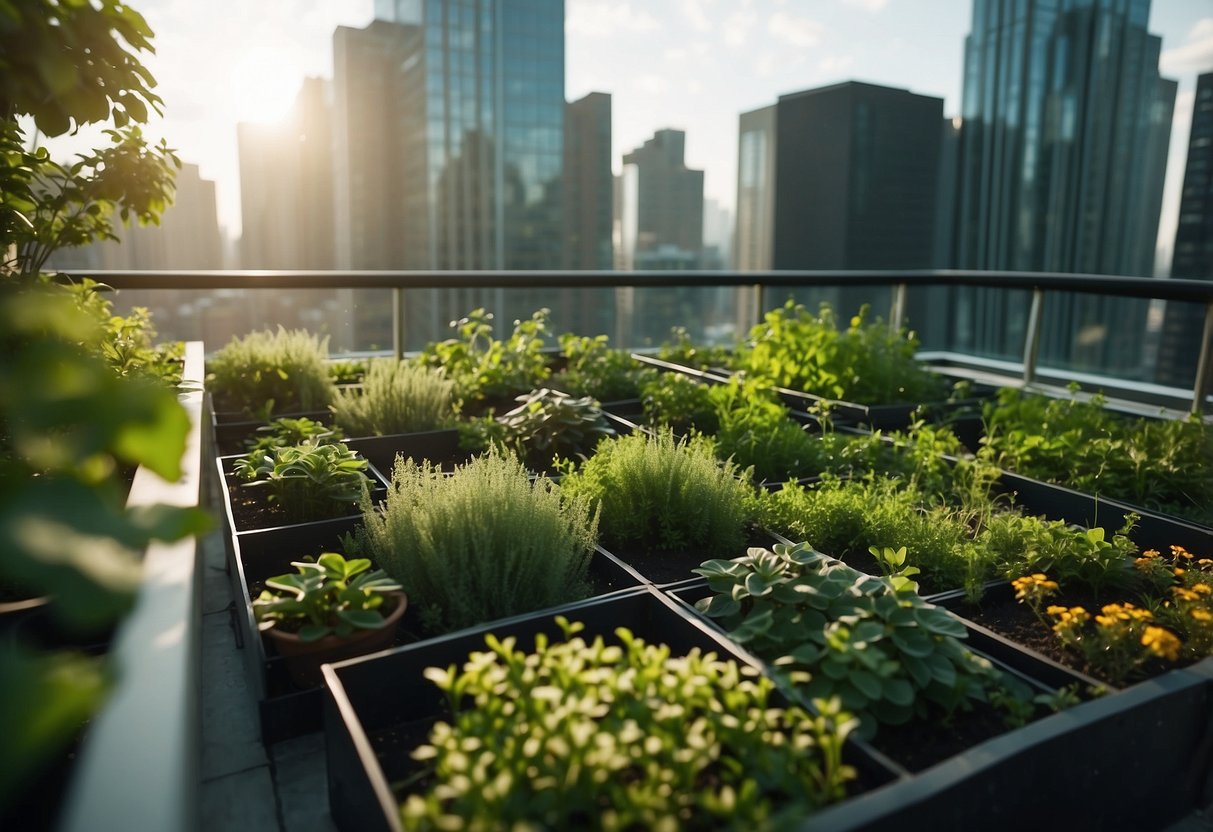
[69, 268, 1213, 413]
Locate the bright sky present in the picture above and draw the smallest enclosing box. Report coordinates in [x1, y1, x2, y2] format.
[70, 0, 1213, 269]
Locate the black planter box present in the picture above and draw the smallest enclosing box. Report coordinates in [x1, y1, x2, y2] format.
[343, 427, 463, 474]
[216, 452, 389, 536]
[209, 404, 333, 456]
[998, 469, 1213, 554]
[803, 657, 1213, 831]
[321, 586, 901, 832]
[599, 527, 790, 590]
[233, 519, 645, 745]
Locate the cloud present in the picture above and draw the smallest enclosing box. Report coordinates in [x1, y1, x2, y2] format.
[818, 55, 854, 75]
[567, 0, 659, 37]
[723, 10, 758, 48]
[636, 74, 671, 95]
[768, 10, 823, 48]
[842, 0, 888, 12]
[679, 0, 712, 32]
[1161, 18, 1213, 76]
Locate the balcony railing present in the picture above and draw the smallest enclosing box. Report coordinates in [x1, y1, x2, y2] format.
[80, 269, 1213, 414]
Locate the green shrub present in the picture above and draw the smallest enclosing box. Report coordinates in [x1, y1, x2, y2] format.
[638, 371, 719, 435]
[414, 308, 551, 407]
[657, 325, 733, 370]
[696, 543, 1028, 733]
[550, 333, 642, 401]
[760, 477, 972, 592]
[735, 301, 949, 405]
[208, 327, 335, 417]
[350, 452, 597, 634]
[558, 430, 755, 556]
[982, 387, 1213, 525]
[330, 359, 455, 437]
[401, 617, 857, 829]
[235, 441, 370, 523]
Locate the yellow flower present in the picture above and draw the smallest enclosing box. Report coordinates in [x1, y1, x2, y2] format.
[1141, 627, 1181, 662]
[1171, 545, 1193, 560]
[1046, 605, 1068, 616]
[1141, 549, 1161, 559]
[1192, 583, 1212, 596]
[1190, 609, 1213, 623]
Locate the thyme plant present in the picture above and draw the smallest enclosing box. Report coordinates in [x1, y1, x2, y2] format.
[350, 452, 597, 634]
[330, 359, 455, 437]
[558, 429, 756, 556]
[208, 327, 335, 417]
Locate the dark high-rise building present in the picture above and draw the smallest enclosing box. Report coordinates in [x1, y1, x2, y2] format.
[563, 92, 613, 271]
[239, 77, 335, 269]
[734, 82, 944, 316]
[949, 0, 1176, 375]
[1156, 71, 1213, 389]
[620, 129, 704, 270]
[337, 0, 564, 273]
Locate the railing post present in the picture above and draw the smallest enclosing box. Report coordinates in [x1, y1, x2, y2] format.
[1022, 288, 1045, 385]
[1192, 301, 1213, 414]
[754, 283, 764, 330]
[889, 282, 907, 332]
[393, 287, 405, 361]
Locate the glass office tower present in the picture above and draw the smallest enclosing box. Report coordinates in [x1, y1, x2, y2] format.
[950, 0, 1175, 377]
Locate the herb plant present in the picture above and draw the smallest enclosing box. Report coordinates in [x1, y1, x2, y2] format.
[208, 326, 336, 417]
[328, 359, 367, 385]
[657, 326, 733, 370]
[493, 387, 615, 469]
[236, 441, 370, 523]
[414, 308, 551, 408]
[550, 333, 642, 401]
[734, 301, 950, 405]
[239, 416, 342, 473]
[981, 387, 1213, 526]
[695, 543, 1027, 732]
[349, 452, 597, 634]
[638, 371, 719, 435]
[401, 617, 857, 829]
[558, 429, 756, 556]
[330, 359, 455, 437]
[252, 553, 401, 642]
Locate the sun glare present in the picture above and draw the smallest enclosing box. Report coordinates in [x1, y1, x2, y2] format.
[229, 46, 301, 124]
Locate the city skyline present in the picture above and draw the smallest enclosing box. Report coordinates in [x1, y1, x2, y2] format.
[36, 0, 1212, 274]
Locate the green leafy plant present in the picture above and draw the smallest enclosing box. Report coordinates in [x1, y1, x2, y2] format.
[328, 359, 367, 385]
[207, 326, 335, 417]
[656, 325, 733, 370]
[414, 308, 551, 408]
[981, 387, 1213, 526]
[400, 616, 857, 829]
[734, 301, 950, 405]
[493, 387, 615, 469]
[330, 359, 455, 437]
[695, 543, 1027, 733]
[1, 0, 207, 810]
[238, 416, 342, 476]
[348, 452, 597, 635]
[551, 333, 642, 401]
[558, 429, 756, 556]
[236, 442, 370, 523]
[638, 370, 719, 435]
[252, 553, 401, 642]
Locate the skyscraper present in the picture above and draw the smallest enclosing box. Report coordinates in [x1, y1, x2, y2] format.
[949, 0, 1176, 374]
[1156, 71, 1213, 388]
[619, 129, 704, 270]
[563, 92, 613, 272]
[734, 82, 944, 315]
[336, 0, 564, 273]
[239, 77, 335, 269]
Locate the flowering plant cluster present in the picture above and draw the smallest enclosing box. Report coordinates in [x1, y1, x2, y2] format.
[1012, 544, 1213, 684]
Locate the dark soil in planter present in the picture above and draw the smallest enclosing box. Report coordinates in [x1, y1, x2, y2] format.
[871, 701, 1039, 773]
[226, 477, 367, 531]
[606, 528, 779, 585]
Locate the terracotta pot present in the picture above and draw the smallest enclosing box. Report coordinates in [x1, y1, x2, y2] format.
[266, 591, 407, 688]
